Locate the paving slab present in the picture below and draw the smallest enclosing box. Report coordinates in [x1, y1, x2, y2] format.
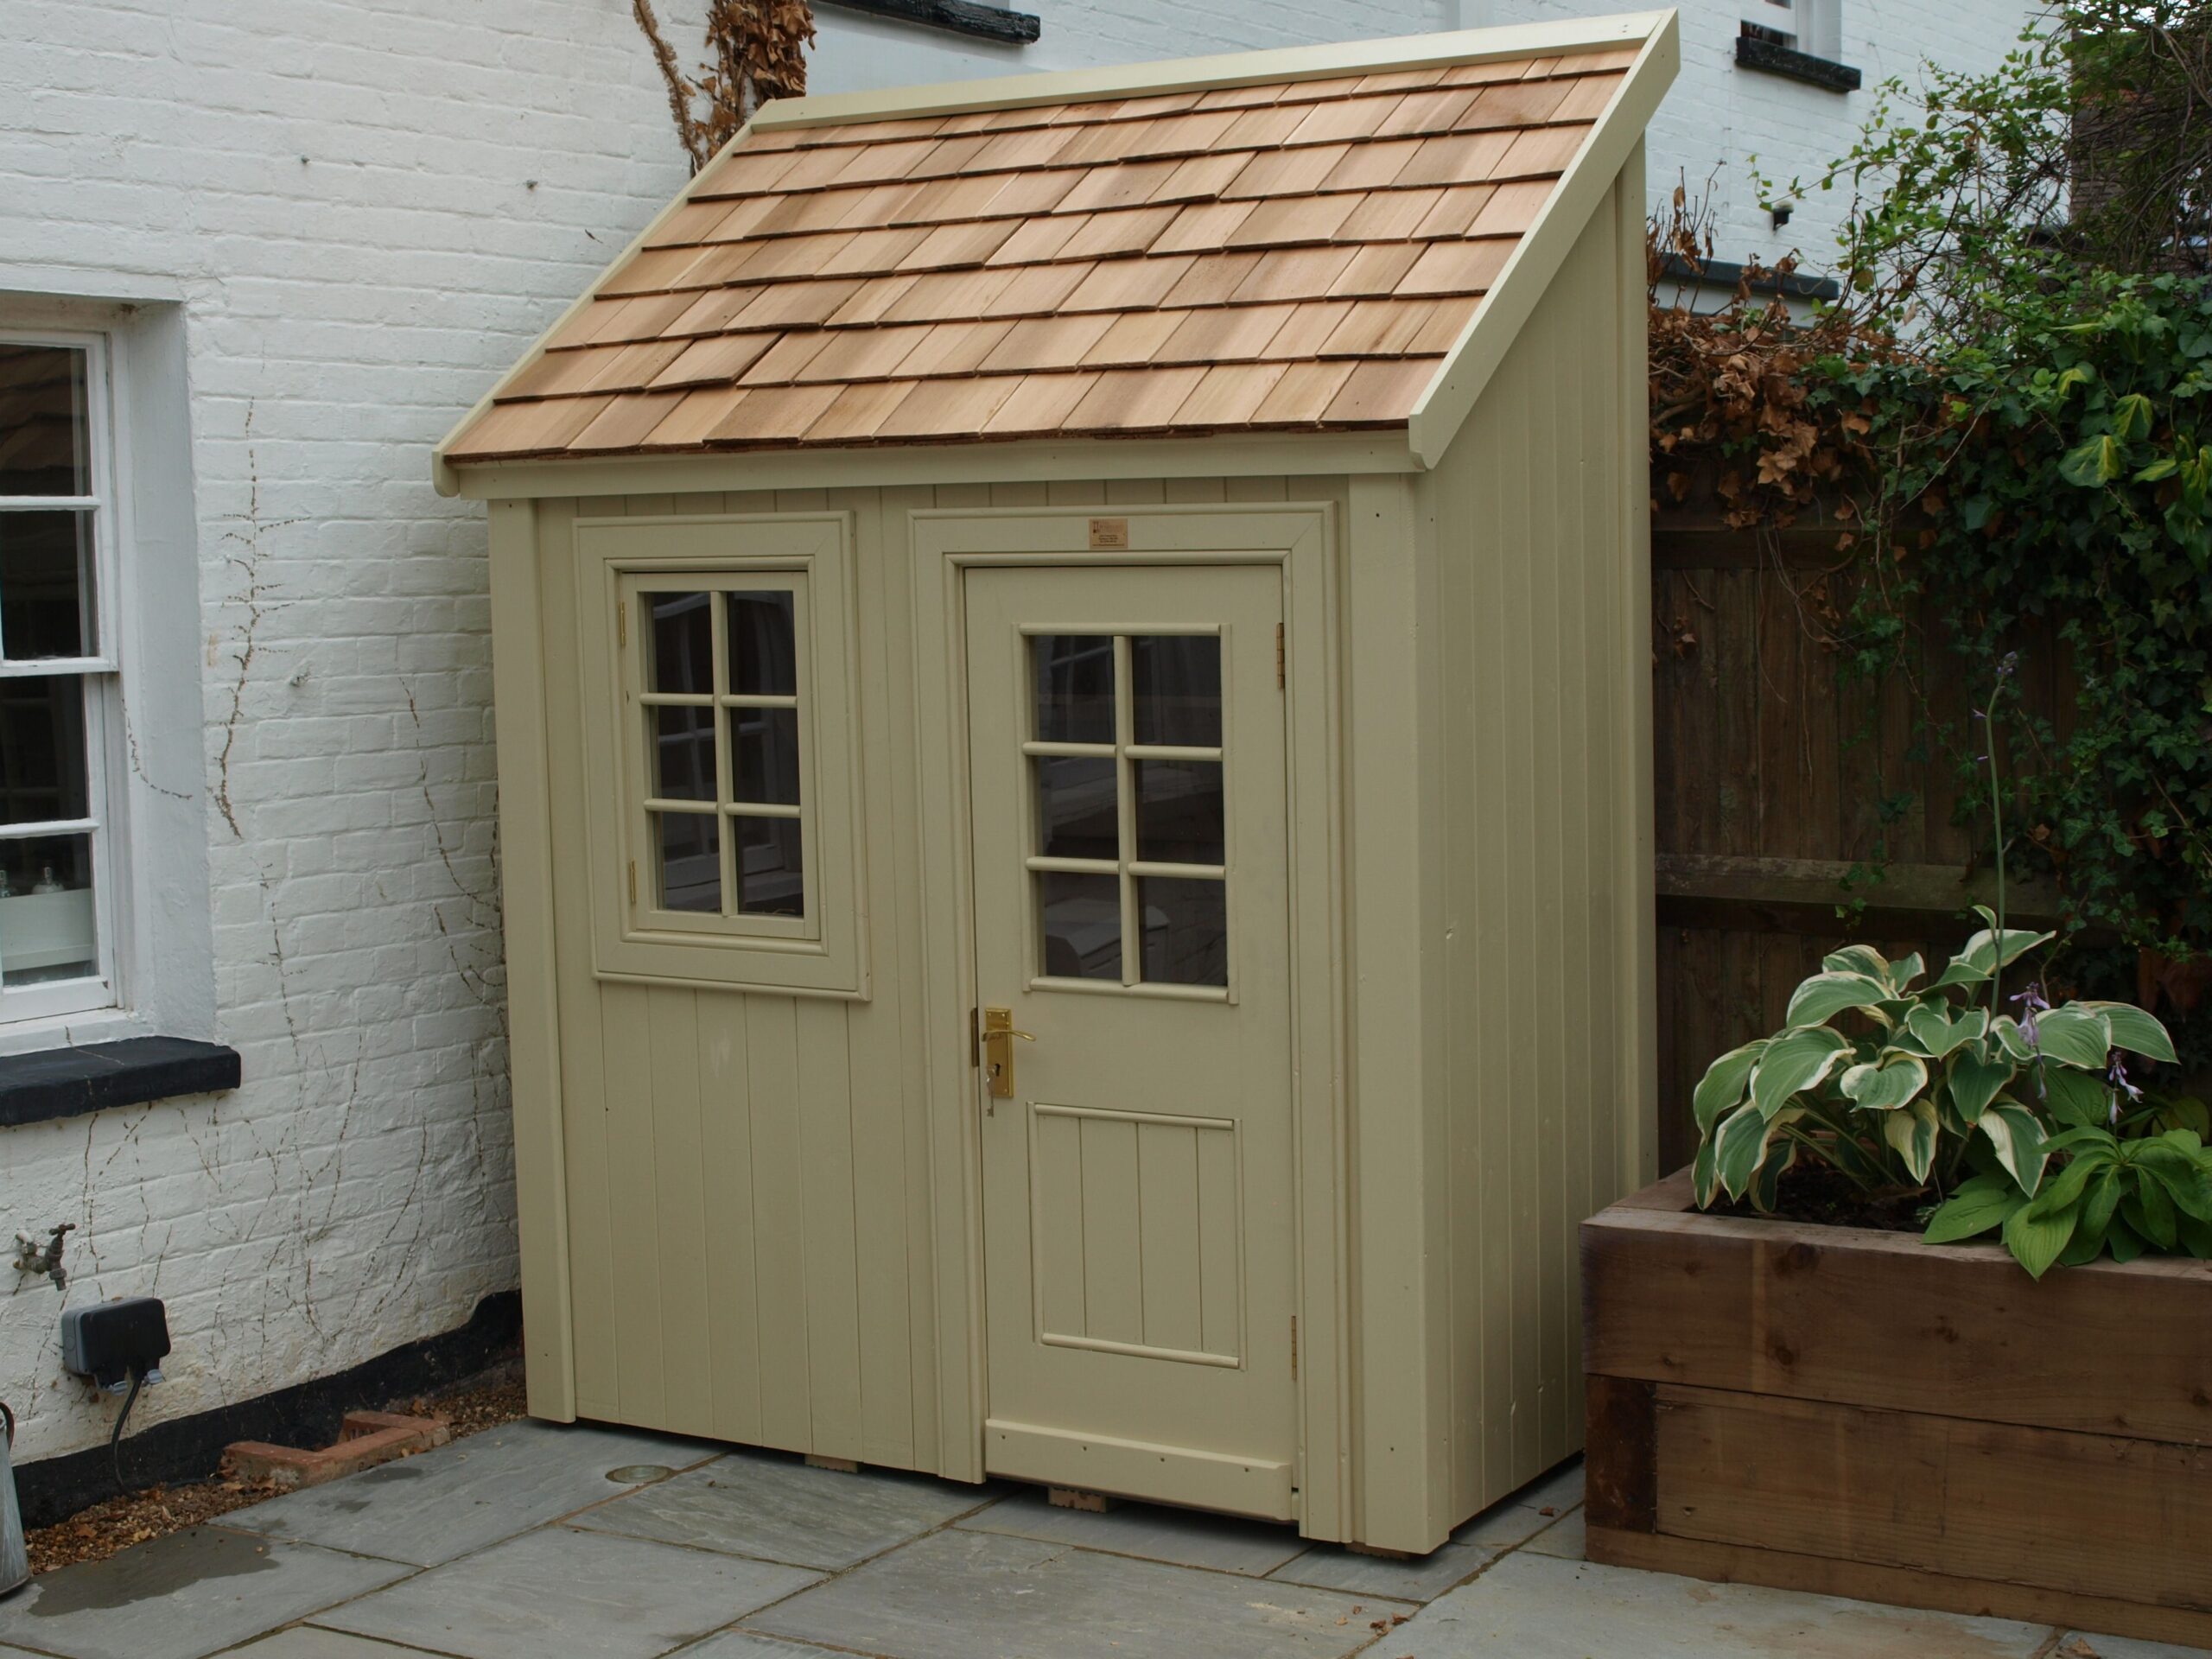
[226, 1631, 448, 1657]
[0, 1527, 409, 1659]
[575, 1450, 993, 1570]
[674, 1635, 851, 1659]
[1266, 1527, 1497, 1603]
[226, 1420, 714, 1566]
[1391, 1550, 2052, 1659]
[2056, 1634, 2212, 1658]
[956, 1489, 1308, 1577]
[1522, 1508, 1585, 1559]
[745, 1526, 1411, 1659]
[315, 1525, 818, 1659]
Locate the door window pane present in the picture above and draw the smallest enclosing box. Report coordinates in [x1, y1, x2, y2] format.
[0, 677, 87, 825]
[728, 590, 797, 696]
[0, 830, 96, 985]
[1034, 755, 1117, 861]
[1131, 635, 1220, 747]
[735, 815, 804, 916]
[732, 708, 802, 807]
[650, 706, 716, 801]
[1033, 635, 1115, 744]
[1135, 759, 1224, 866]
[654, 810, 721, 912]
[0, 345, 90, 498]
[643, 590, 713, 694]
[0, 512, 94, 659]
[1140, 877, 1227, 988]
[1038, 871, 1122, 981]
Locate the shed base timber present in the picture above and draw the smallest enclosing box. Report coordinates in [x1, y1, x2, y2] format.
[1583, 1172, 2212, 1651]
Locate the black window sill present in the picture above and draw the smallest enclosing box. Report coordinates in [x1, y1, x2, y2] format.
[1657, 251, 1842, 303]
[1734, 34, 1862, 92]
[0, 1037, 241, 1128]
[817, 0, 1039, 45]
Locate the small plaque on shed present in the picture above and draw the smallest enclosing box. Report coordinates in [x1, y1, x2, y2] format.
[1089, 518, 1129, 550]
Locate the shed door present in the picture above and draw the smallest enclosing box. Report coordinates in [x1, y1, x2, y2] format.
[964, 561, 1297, 1520]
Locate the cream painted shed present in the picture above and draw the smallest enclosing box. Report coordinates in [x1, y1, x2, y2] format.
[436, 11, 1673, 1555]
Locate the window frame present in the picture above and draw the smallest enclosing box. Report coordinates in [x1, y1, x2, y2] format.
[575, 513, 868, 999]
[0, 328, 129, 1025]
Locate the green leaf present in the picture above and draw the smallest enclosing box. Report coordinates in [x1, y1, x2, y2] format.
[1716, 1103, 1790, 1200]
[1750, 1136, 1798, 1213]
[1978, 1101, 2050, 1195]
[2033, 1007, 2113, 1070]
[2135, 455, 2181, 484]
[1822, 944, 1891, 980]
[2003, 1192, 2079, 1279]
[2177, 1210, 2212, 1260]
[2112, 391, 2155, 441]
[1692, 1122, 1723, 1209]
[1750, 1027, 1853, 1119]
[2060, 433, 2124, 486]
[2075, 1001, 2178, 1064]
[2042, 1065, 2114, 1129]
[1947, 1047, 2014, 1123]
[1840, 1053, 1929, 1110]
[2077, 1166, 2123, 1253]
[1962, 910, 2056, 972]
[1993, 1015, 2037, 1062]
[2107, 1214, 2147, 1264]
[1785, 972, 1893, 1028]
[1923, 1176, 2023, 1243]
[1693, 1039, 1768, 1134]
[2125, 1174, 2178, 1250]
[1929, 956, 1991, 991]
[1907, 1002, 1988, 1059]
[1883, 1097, 1942, 1184]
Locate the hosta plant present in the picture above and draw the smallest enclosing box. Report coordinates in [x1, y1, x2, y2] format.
[1690, 906, 2195, 1277]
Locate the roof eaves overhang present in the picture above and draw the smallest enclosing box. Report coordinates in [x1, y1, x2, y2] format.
[440, 428, 1423, 502]
[1404, 10, 1679, 468]
[433, 10, 1678, 498]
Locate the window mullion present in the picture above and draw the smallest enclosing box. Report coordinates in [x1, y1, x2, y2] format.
[710, 590, 737, 918]
[1113, 633, 1137, 988]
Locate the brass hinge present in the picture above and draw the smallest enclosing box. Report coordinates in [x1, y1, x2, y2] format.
[1290, 1314, 1299, 1380]
[1274, 622, 1285, 689]
[969, 1007, 980, 1067]
[617, 601, 627, 647]
[627, 860, 638, 905]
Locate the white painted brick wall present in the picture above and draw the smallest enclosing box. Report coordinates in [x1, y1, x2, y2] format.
[0, 0, 2027, 1466]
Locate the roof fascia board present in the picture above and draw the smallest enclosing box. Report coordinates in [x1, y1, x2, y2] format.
[751, 13, 1672, 130]
[446, 430, 1421, 501]
[1406, 9, 1679, 468]
[431, 122, 763, 497]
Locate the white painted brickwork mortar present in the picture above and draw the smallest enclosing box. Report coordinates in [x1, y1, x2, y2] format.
[1, 0, 2025, 1465]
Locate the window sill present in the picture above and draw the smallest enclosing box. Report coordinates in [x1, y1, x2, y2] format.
[1733, 35, 1862, 92]
[816, 0, 1039, 45]
[1657, 252, 1842, 303]
[0, 1036, 241, 1128]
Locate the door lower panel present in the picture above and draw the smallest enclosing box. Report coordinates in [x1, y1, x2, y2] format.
[984, 1417, 1296, 1520]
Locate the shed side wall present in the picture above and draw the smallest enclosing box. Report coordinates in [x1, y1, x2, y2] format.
[1425, 162, 1651, 1522]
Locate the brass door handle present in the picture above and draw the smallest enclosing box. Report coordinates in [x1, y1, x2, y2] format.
[982, 1006, 1034, 1103]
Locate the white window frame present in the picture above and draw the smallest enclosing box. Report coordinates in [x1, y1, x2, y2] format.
[0, 329, 129, 1025]
[575, 513, 868, 999]
[1748, 0, 1842, 60]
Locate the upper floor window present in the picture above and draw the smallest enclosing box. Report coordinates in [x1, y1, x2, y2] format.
[0, 337, 122, 1022]
[1744, 0, 1842, 63]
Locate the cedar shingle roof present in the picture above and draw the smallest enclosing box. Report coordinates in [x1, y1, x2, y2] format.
[444, 41, 1643, 463]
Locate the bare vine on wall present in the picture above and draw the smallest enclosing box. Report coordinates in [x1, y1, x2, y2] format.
[632, 0, 817, 171]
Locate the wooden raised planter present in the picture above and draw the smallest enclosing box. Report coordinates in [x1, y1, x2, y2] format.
[1582, 1170, 2212, 1649]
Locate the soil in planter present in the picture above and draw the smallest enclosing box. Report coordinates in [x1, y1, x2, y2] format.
[1712, 1160, 1929, 1234]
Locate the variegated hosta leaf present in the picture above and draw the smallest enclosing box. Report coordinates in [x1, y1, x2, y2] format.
[1750, 1135, 1799, 1213]
[1840, 1053, 1929, 1111]
[1887, 951, 1925, 992]
[1947, 1046, 2014, 1124]
[1750, 1026, 1853, 1120]
[1693, 1039, 1768, 1135]
[2075, 1000, 2179, 1064]
[1906, 1001, 1989, 1059]
[1963, 906, 2057, 974]
[1978, 1099, 2049, 1196]
[1717, 1104, 1802, 1201]
[1785, 972, 1895, 1029]
[1929, 956, 1991, 991]
[1882, 1097, 1942, 1185]
[2033, 1007, 2113, 1070]
[1822, 944, 1891, 981]
[1692, 1123, 1723, 1208]
[1993, 1015, 2037, 1062]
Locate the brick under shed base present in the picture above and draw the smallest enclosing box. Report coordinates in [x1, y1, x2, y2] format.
[222, 1411, 450, 1491]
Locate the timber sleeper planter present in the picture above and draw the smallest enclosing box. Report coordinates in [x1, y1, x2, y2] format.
[1582, 1169, 2212, 1650]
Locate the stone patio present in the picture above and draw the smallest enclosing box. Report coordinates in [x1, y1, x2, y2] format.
[0, 1421, 2198, 1659]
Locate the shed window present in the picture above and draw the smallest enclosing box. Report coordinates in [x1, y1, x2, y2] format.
[626, 574, 816, 935]
[577, 512, 865, 997]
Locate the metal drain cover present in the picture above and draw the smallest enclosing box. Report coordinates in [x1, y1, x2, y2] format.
[607, 1464, 677, 1484]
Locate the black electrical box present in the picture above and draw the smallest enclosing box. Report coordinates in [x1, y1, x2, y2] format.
[60, 1297, 170, 1389]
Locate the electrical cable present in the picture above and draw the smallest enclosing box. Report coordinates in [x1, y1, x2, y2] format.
[109, 1370, 143, 1495]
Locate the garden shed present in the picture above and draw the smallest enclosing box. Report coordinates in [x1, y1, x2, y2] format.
[435, 10, 1672, 1555]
